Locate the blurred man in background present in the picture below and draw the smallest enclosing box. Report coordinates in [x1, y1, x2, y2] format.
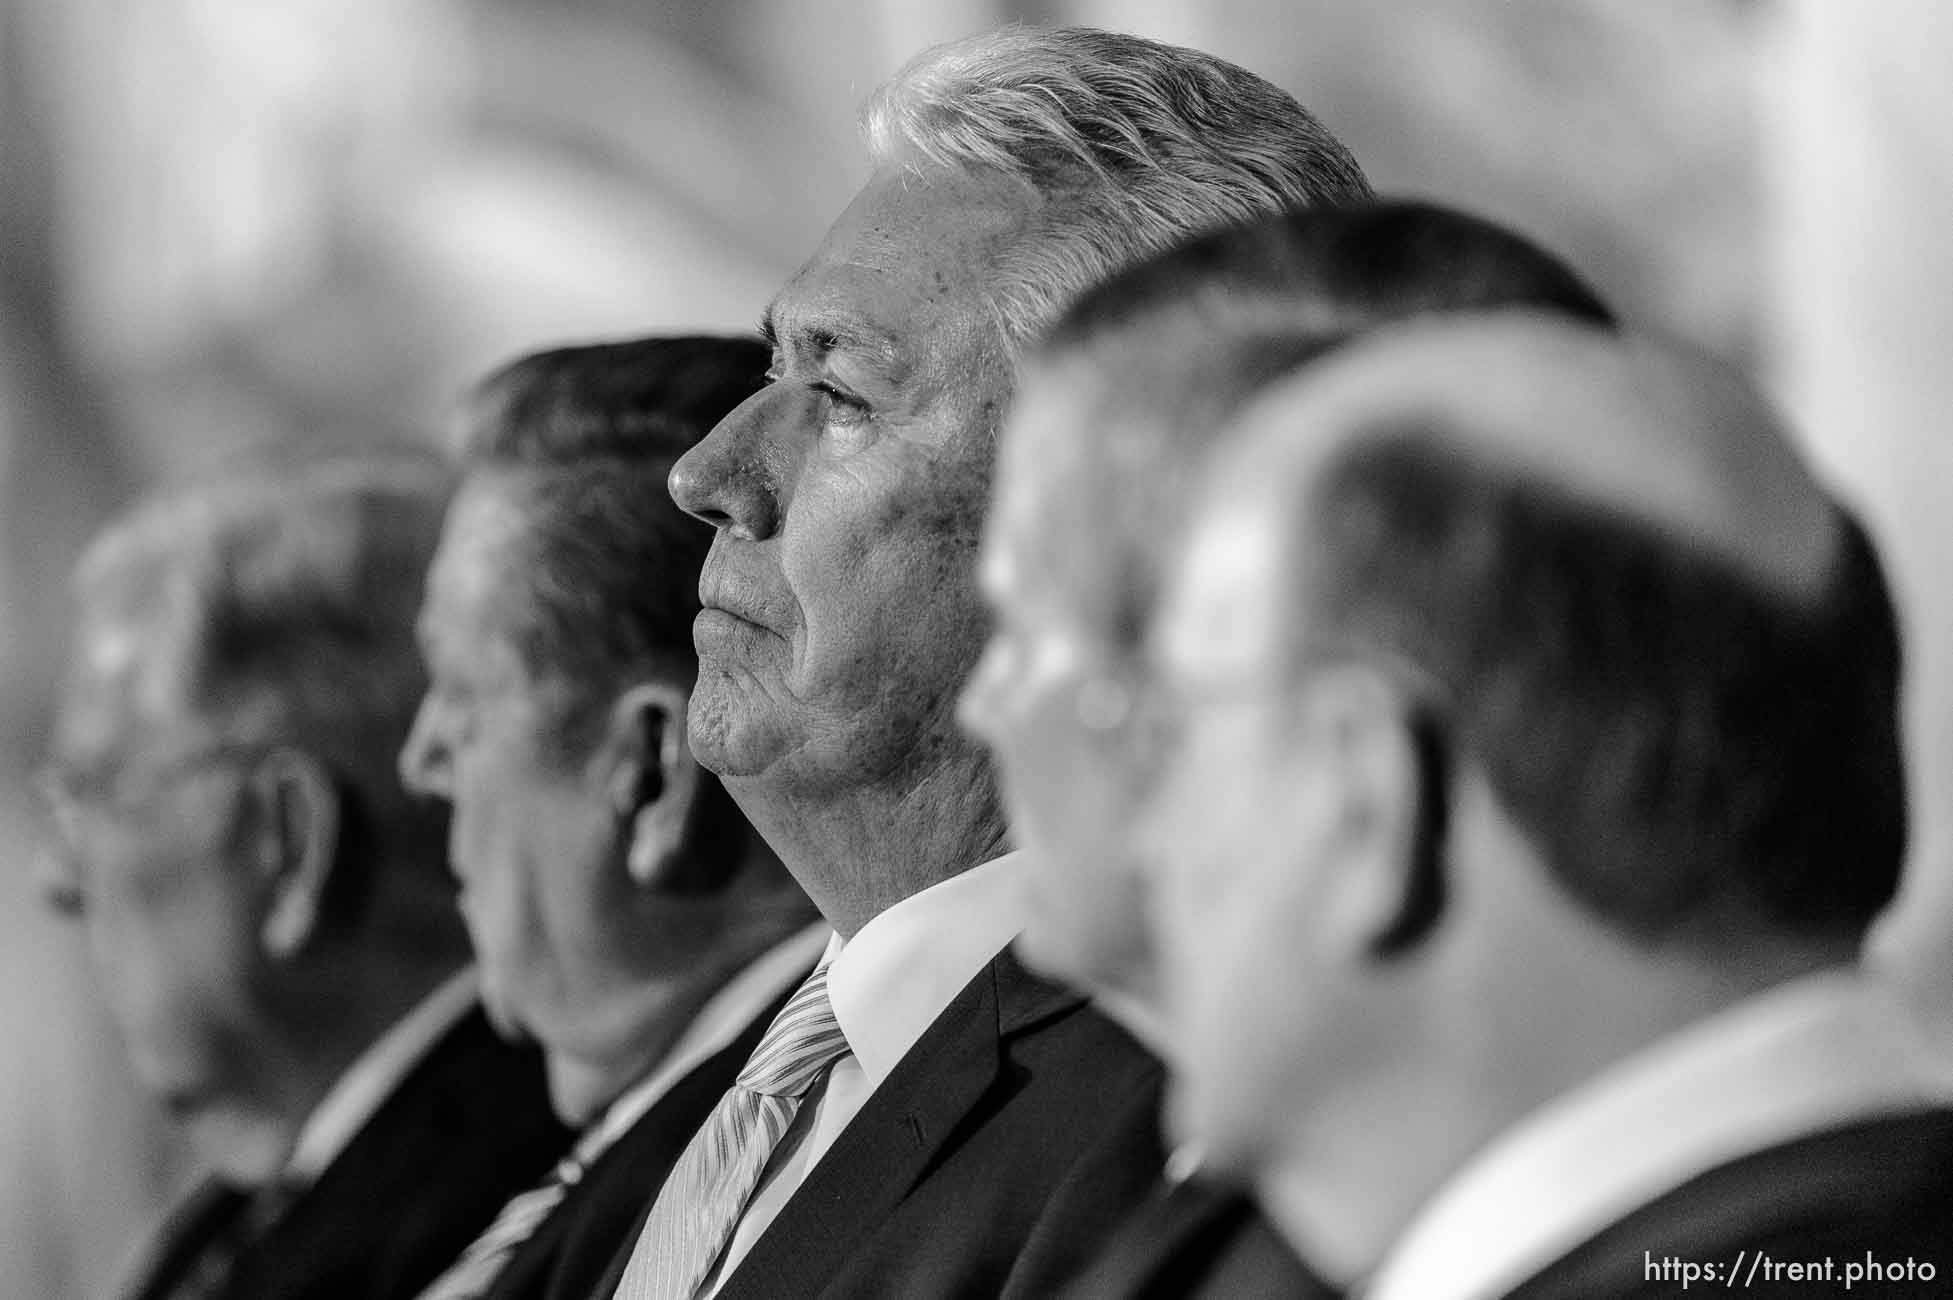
[400, 337, 825, 1300]
[604, 24, 1369, 1300]
[39, 461, 571, 1300]
[959, 198, 1616, 1297]
[1149, 314, 1953, 1299]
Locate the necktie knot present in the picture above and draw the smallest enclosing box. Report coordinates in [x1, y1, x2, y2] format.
[735, 960, 848, 1099]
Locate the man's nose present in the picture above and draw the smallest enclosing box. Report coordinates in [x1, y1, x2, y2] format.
[957, 638, 1018, 746]
[33, 844, 86, 918]
[669, 389, 783, 540]
[397, 697, 447, 799]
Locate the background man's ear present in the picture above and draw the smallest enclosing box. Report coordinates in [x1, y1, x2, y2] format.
[252, 747, 342, 960]
[1290, 667, 1430, 963]
[599, 680, 710, 893]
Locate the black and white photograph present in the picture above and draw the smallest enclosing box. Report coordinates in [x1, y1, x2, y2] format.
[2, 3, 1949, 1297]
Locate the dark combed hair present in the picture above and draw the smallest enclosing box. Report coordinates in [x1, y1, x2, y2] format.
[1299, 430, 1907, 943]
[456, 335, 769, 729]
[1046, 197, 1616, 354]
[1030, 198, 1617, 653]
[456, 336, 769, 883]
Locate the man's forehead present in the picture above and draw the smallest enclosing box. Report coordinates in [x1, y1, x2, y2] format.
[992, 370, 1132, 539]
[430, 478, 520, 589]
[418, 477, 531, 658]
[770, 165, 1036, 358]
[994, 367, 1101, 506]
[980, 475, 1113, 614]
[823, 163, 1033, 261]
[1156, 505, 1287, 677]
[55, 623, 199, 764]
[1227, 313, 1839, 602]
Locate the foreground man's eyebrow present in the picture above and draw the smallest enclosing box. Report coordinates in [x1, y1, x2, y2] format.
[766, 304, 906, 378]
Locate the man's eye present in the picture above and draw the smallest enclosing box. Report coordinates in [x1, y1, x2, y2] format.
[814, 382, 868, 421]
[814, 383, 876, 450]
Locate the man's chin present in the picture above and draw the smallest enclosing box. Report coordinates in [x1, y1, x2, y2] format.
[1016, 886, 1152, 996]
[1164, 1065, 1270, 1187]
[475, 982, 532, 1043]
[1013, 916, 1097, 991]
[686, 672, 794, 780]
[543, 1052, 625, 1127]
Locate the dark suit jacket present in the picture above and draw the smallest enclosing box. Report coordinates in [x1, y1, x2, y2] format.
[1503, 1107, 1953, 1300]
[477, 980, 801, 1300]
[1057, 1176, 1331, 1300]
[120, 1003, 572, 1300]
[588, 948, 1166, 1299]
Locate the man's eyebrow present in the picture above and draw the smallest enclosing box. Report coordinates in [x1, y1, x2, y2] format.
[766, 303, 904, 374]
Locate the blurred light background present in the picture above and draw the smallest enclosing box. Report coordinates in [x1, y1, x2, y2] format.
[1, 2, 1946, 1295]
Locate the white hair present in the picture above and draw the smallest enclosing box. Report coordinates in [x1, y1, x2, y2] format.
[862, 25, 1372, 352]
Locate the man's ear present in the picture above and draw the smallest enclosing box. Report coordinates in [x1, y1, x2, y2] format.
[252, 747, 342, 961]
[1289, 667, 1430, 964]
[598, 680, 708, 893]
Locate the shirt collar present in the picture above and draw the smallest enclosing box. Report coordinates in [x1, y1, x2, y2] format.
[284, 966, 479, 1184]
[1367, 969, 1953, 1300]
[580, 920, 833, 1159]
[825, 851, 1031, 1086]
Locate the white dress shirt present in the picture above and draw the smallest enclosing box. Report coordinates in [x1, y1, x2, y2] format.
[285, 967, 479, 1184]
[1365, 971, 1953, 1300]
[697, 851, 1031, 1296]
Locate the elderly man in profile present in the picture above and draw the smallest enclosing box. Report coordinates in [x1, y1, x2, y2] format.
[399, 337, 826, 1300]
[39, 462, 571, 1300]
[597, 24, 1369, 1300]
[958, 198, 1616, 1298]
[1147, 315, 1953, 1300]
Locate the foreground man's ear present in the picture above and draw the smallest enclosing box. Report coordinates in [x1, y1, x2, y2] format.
[254, 746, 342, 960]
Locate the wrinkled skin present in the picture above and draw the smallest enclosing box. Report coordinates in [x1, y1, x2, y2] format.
[669, 165, 1029, 934]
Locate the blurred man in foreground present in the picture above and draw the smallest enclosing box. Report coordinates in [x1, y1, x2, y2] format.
[401, 337, 824, 1300]
[960, 198, 1615, 1297]
[1149, 314, 1953, 1299]
[40, 462, 570, 1300]
[603, 24, 1369, 1300]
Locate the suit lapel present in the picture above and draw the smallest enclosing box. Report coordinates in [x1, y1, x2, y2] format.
[225, 1007, 569, 1300]
[718, 948, 1081, 1300]
[1502, 1107, 1953, 1300]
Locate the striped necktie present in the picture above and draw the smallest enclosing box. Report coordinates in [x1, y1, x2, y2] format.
[612, 959, 849, 1300]
[414, 1148, 588, 1300]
